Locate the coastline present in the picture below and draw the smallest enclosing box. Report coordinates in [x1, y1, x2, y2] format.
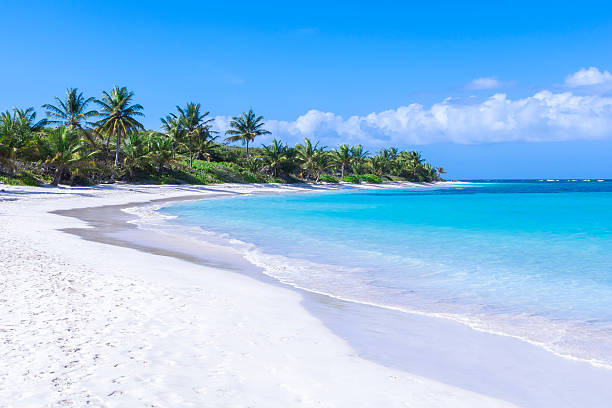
[2, 182, 611, 407]
[62, 182, 612, 407]
[1, 182, 518, 407]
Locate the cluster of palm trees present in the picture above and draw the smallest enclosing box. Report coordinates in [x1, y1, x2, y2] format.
[255, 139, 443, 182]
[1, 86, 444, 185]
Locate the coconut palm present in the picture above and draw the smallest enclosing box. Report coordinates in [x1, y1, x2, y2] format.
[295, 138, 327, 181]
[350, 145, 369, 175]
[224, 108, 270, 159]
[370, 154, 390, 177]
[161, 114, 182, 159]
[423, 163, 438, 181]
[0, 108, 43, 172]
[405, 150, 423, 165]
[174, 102, 215, 167]
[261, 139, 289, 177]
[94, 86, 144, 166]
[370, 148, 397, 176]
[0, 112, 22, 172]
[147, 133, 174, 172]
[13, 107, 47, 131]
[331, 144, 352, 178]
[121, 131, 150, 177]
[41, 127, 96, 186]
[43, 88, 98, 129]
[193, 134, 218, 162]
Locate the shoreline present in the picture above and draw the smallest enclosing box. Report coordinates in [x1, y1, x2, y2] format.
[2, 182, 612, 407]
[1, 182, 519, 407]
[58, 183, 612, 407]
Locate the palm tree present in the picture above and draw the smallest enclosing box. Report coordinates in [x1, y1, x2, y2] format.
[193, 134, 218, 162]
[295, 138, 327, 181]
[370, 154, 390, 177]
[121, 131, 150, 177]
[0, 111, 21, 172]
[331, 144, 351, 178]
[13, 107, 47, 131]
[94, 86, 144, 166]
[174, 102, 215, 167]
[161, 114, 182, 159]
[406, 150, 423, 165]
[350, 145, 369, 175]
[224, 108, 270, 159]
[370, 147, 397, 176]
[423, 163, 438, 181]
[43, 88, 98, 129]
[261, 139, 288, 177]
[41, 127, 96, 186]
[147, 134, 174, 172]
[0, 108, 43, 172]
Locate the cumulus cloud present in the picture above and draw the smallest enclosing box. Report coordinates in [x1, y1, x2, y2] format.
[467, 77, 503, 90]
[565, 67, 612, 87]
[214, 90, 612, 147]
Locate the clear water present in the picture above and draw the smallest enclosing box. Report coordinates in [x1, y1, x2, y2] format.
[160, 180, 612, 368]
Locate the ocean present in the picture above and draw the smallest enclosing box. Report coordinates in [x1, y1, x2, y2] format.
[159, 180, 612, 368]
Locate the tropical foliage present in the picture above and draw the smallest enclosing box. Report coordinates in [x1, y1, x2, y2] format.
[94, 86, 144, 166]
[40, 127, 96, 185]
[224, 108, 271, 159]
[0, 87, 446, 186]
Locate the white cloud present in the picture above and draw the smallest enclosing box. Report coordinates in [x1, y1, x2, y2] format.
[215, 90, 612, 147]
[467, 77, 503, 90]
[565, 67, 612, 87]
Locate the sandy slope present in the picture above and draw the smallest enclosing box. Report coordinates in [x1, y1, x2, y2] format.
[0, 183, 515, 407]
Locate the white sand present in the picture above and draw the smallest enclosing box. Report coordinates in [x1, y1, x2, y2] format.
[0, 182, 516, 407]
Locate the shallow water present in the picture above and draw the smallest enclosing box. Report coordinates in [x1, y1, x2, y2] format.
[160, 180, 612, 368]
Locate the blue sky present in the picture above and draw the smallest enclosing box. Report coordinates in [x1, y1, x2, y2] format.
[1, 0, 611, 178]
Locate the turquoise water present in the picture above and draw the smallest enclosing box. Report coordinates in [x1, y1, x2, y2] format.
[160, 181, 612, 367]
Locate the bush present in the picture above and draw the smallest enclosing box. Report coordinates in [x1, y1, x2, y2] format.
[0, 172, 42, 186]
[268, 178, 284, 184]
[319, 174, 338, 183]
[342, 175, 361, 183]
[359, 174, 383, 183]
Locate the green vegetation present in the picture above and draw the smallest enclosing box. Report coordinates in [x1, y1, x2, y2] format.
[0, 87, 445, 186]
[343, 175, 361, 183]
[319, 174, 339, 183]
[358, 174, 383, 183]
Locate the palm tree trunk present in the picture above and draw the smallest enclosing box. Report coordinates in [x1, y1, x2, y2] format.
[52, 165, 65, 186]
[189, 137, 193, 167]
[114, 129, 121, 166]
[246, 140, 250, 159]
[341, 164, 345, 178]
[105, 135, 111, 160]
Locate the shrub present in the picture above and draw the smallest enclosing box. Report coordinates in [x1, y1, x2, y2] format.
[342, 175, 361, 183]
[359, 174, 383, 183]
[319, 174, 338, 183]
[268, 178, 284, 184]
[0, 172, 42, 186]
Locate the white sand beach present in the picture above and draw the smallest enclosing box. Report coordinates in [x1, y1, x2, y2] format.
[0, 182, 519, 407]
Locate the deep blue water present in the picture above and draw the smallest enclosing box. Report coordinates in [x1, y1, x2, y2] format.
[161, 180, 612, 367]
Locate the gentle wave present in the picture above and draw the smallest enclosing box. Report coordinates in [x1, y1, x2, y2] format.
[244, 246, 612, 370]
[126, 203, 612, 370]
